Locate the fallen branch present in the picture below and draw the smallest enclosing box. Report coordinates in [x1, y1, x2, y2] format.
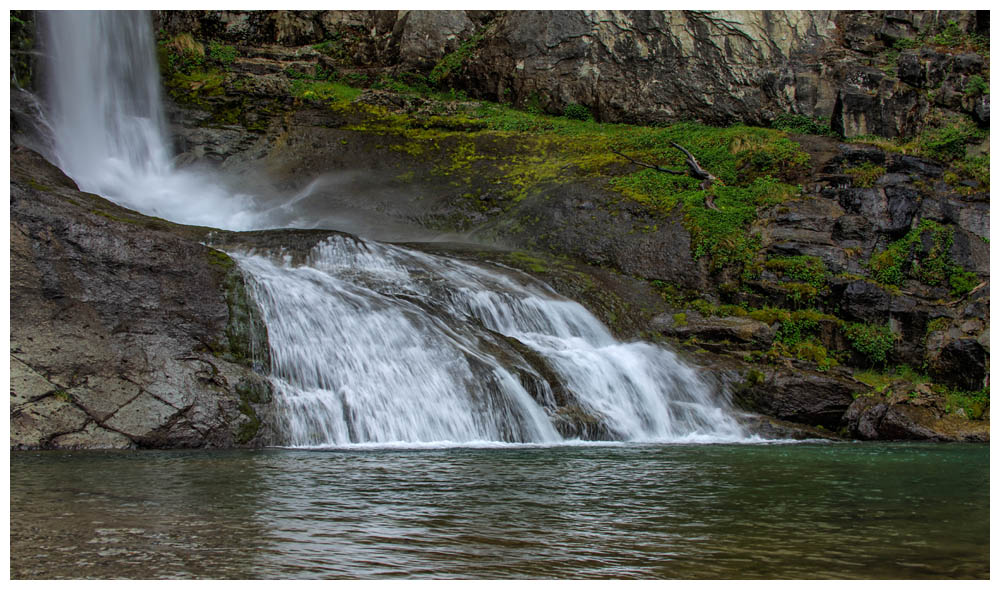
[611, 143, 721, 209]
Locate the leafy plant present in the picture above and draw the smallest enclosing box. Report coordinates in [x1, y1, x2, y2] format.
[964, 74, 989, 97]
[867, 219, 979, 295]
[843, 322, 896, 366]
[563, 103, 593, 121]
[429, 32, 484, 85]
[771, 113, 836, 137]
[208, 41, 238, 66]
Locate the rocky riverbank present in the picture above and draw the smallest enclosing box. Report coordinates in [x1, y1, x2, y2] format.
[9, 10, 990, 446]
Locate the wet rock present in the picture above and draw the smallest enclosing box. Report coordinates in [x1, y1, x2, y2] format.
[732, 367, 865, 429]
[926, 337, 988, 391]
[845, 386, 989, 442]
[395, 10, 476, 70]
[50, 423, 135, 450]
[9, 147, 273, 449]
[652, 312, 776, 351]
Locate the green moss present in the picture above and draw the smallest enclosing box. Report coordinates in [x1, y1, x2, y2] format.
[672, 312, 688, 327]
[508, 251, 549, 273]
[291, 80, 361, 104]
[26, 179, 52, 192]
[206, 247, 236, 270]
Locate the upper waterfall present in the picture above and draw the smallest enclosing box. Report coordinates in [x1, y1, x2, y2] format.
[41, 10, 260, 230]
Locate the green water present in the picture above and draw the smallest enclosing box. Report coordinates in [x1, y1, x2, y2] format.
[9, 443, 989, 579]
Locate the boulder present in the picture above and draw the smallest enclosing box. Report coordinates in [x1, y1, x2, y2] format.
[732, 366, 865, 429]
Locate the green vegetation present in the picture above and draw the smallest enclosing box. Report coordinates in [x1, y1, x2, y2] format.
[942, 386, 989, 419]
[563, 103, 594, 121]
[930, 20, 989, 53]
[964, 74, 989, 97]
[843, 322, 896, 366]
[429, 33, 484, 85]
[925, 317, 951, 334]
[844, 162, 886, 188]
[291, 79, 362, 104]
[771, 113, 836, 137]
[159, 33, 205, 74]
[868, 219, 979, 295]
[672, 312, 688, 327]
[855, 365, 931, 393]
[207, 41, 238, 66]
[765, 256, 828, 289]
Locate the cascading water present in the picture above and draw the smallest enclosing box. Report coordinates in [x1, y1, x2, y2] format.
[38, 10, 749, 446]
[237, 236, 746, 446]
[41, 11, 259, 230]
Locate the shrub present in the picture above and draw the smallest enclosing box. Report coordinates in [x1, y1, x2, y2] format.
[208, 41, 238, 66]
[563, 103, 593, 121]
[964, 74, 989, 98]
[843, 322, 896, 366]
[771, 113, 836, 137]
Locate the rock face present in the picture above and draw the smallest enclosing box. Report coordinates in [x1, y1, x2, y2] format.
[9, 147, 273, 449]
[844, 384, 989, 441]
[155, 9, 988, 137]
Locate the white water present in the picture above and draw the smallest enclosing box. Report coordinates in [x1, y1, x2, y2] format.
[238, 236, 746, 446]
[40, 11, 749, 446]
[42, 11, 260, 230]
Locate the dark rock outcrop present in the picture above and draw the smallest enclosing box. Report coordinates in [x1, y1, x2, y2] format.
[10, 147, 273, 449]
[732, 367, 865, 430]
[844, 385, 989, 441]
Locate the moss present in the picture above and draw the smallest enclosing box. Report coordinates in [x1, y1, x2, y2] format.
[672, 312, 688, 327]
[943, 386, 989, 420]
[207, 248, 270, 371]
[926, 317, 951, 333]
[507, 250, 551, 273]
[26, 179, 52, 192]
[291, 80, 361, 105]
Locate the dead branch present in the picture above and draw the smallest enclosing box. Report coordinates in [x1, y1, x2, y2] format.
[611, 143, 720, 209]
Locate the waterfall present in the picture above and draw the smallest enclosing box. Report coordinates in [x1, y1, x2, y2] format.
[237, 236, 746, 446]
[41, 11, 260, 230]
[38, 11, 748, 446]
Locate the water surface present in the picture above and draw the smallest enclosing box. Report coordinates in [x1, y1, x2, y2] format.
[10, 443, 988, 579]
